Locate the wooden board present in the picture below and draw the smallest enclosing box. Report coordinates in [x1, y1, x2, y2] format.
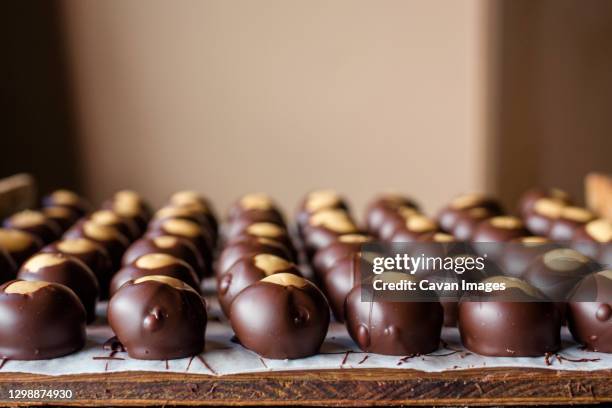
[0, 368, 609, 406]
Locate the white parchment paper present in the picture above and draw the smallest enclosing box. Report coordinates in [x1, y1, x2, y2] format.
[1, 280, 610, 376]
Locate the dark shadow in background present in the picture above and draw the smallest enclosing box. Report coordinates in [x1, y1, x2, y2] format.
[494, 0, 612, 208]
[0, 1, 82, 197]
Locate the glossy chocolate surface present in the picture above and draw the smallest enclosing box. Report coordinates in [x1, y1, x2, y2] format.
[0, 280, 86, 359]
[42, 238, 113, 300]
[64, 220, 130, 269]
[344, 275, 443, 355]
[518, 188, 571, 217]
[110, 253, 200, 296]
[364, 194, 419, 236]
[458, 277, 561, 356]
[216, 237, 293, 276]
[3, 210, 62, 244]
[312, 234, 371, 278]
[18, 253, 99, 323]
[123, 236, 207, 278]
[218, 254, 301, 316]
[319, 255, 361, 322]
[0, 249, 16, 284]
[568, 270, 612, 352]
[108, 275, 207, 360]
[548, 207, 596, 242]
[437, 194, 503, 233]
[230, 273, 330, 359]
[0, 229, 42, 266]
[42, 206, 81, 232]
[42, 189, 92, 217]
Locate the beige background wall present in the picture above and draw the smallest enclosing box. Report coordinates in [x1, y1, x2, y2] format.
[60, 0, 489, 218]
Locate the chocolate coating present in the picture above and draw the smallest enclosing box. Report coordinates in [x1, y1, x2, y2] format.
[87, 210, 140, 242]
[0, 249, 16, 284]
[518, 187, 571, 217]
[228, 193, 284, 224]
[523, 248, 600, 301]
[302, 209, 359, 255]
[218, 254, 301, 316]
[42, 206, 81, 232]
[498, 237, 558, 278]
[216, 236, 293, 276]
[567, 270, 612, 352]
[167, 190, 218, 238]
[64, 219, 130, 269]
[522, 198, 565, 236]
[437, 194, 503, 233]
[572, 219, 612, 264]
[312, 234, 371, 278]
[0, 228, 42, 266]
[0, 280, 86, 359]
[18, 253, 99, 323]
[3, 210, 62, 244]
[230, 273, 330, 359]
[389, 214, 438, 243]
[377, 207, 420, 242]
[345, 273, 443, 355]
[146, 218, 213, 268]
[319, 255, 361, 322]
[471, 216, 528, 260]
[451, 207, 497, 241]
[42, 189, 92, 217]
[296, 189, 349, 234]
[41, 238, 113, 300]
[458, 277, 562, 356]
[123, 235, 207, 278]
[548, 207, 596, 242]
[364, 194, 419, 236]
[101, 190, 152, 235]
[108, 275, 207, 360]
[110, 253, 200, 296]
[227, 222, 295, 258]
[150, 205, 215, 243]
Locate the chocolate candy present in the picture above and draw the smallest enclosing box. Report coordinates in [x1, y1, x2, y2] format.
[437, 193, 503, 233]
[228, 193, 284, 225]
[227, 222, 294, 256]
[0, 228, 42, 266]
[87, 210, 140, 242]
[364, 193, 419, 236]
[458, 276, 561, 356]
[18, 253, 99, 323]
[345, 273, 443, 355]
[451, 207, 497, 241]
[168, 190, 218, 236]
[110, 253, 200, 296]
[108, 275, 207, 360]
[319, 255, 361, 322]
[471, 216, 528, 260]
[0, 249, 16, 284]
[312, 234, 371, 278]
[64, 220, 130, 269]
[523, 248, 599, 301]
[42, 238, 113, 299]
[151, 205, 215, 243]
[42, 189, 92, 217]
[296, 189, 348, 234]
[302, 209, 359, 255]
[101, 190, 152, 235]
[377, 207, 420, 242]
[3, 210, 62, 244]
[42, 206, 80, 232]
[123, 236, 207, 278]
[218, 254, 301, 316]
[523, 198, 565, 236]
[146, 219, 212, 264]
[0, 280, 86, 359]
[498, 236, 557, 278]
[567, 270, 612, 352]
[230, 273, 329, 359]
[548, 206, 596, 242]
[572, 219, 612, 266]
[216, 236, 292, 276]
[518, 187, 571, 217]
[389, 214, 438, 243]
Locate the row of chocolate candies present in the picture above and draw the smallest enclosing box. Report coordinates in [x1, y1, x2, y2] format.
[217, 193, 298, 315]
[297, 190, 362, 321]
[0, 189, 91, 282]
